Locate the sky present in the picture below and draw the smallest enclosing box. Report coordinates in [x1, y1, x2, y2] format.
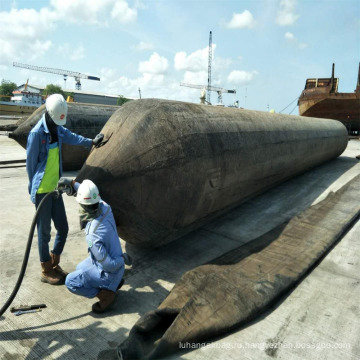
[0, 0, 359, 113]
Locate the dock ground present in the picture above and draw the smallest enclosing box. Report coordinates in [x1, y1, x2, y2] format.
[0, 133, 359, 360]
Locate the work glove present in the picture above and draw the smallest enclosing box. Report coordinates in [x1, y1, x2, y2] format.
[57, 177, 75, 196]
[93, 133, 104, 146]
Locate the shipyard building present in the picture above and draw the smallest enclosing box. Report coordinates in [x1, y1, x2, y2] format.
[14, 84, 133, 106]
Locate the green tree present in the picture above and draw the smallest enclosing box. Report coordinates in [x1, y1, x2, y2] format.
[42, 84, 66, 99]
[0, 80, 17, 101]
[117, 95, 131, 106]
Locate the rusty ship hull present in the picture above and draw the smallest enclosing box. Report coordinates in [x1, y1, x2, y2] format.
[298, 63, 360, 136]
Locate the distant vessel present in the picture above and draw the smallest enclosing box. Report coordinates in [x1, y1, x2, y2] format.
[298, 63, 360, 136]
[0, 81, 44, 115]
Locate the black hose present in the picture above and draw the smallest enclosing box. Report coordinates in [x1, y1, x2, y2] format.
[0, 190, 58, 317]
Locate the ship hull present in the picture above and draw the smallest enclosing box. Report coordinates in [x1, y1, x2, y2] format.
[0, 102, 39, 116]
[298, 92, 360, 135]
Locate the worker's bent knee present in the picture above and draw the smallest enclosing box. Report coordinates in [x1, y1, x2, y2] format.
[65, 271, 84, 293]
[65, 271, 98, 298]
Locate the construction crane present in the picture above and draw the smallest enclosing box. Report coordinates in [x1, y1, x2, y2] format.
[180, 82, 236, 105]
[13, 62, 100, 90]
[207, 31, 212, 105]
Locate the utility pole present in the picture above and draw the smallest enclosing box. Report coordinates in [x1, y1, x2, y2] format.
[207, 31, 212, 105]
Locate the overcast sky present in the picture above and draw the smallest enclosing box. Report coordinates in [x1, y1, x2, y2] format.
[0, 0, 359, 112]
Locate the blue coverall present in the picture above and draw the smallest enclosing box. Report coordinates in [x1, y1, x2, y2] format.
[65, 199, 125, 298]
[26, 115, 93, 262]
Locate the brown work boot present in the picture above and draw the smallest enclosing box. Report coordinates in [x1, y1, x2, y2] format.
[40, 260, 64, 285]
[50, 251, 68, 279]
[92, 289, 116, 313]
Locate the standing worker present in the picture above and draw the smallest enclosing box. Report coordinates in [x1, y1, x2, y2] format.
[26, 94, 104, 286]
[57, 178, 128, 313]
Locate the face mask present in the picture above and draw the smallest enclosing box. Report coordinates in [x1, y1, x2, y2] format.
[45, 111, 58, 143]
[79, 204, 101, 229]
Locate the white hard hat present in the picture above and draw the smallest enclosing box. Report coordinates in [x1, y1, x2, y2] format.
[76, 180, 100, 205]
[45, 94, 67, 125]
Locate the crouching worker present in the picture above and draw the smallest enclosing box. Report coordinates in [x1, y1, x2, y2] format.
[57, 178, 126, 313]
